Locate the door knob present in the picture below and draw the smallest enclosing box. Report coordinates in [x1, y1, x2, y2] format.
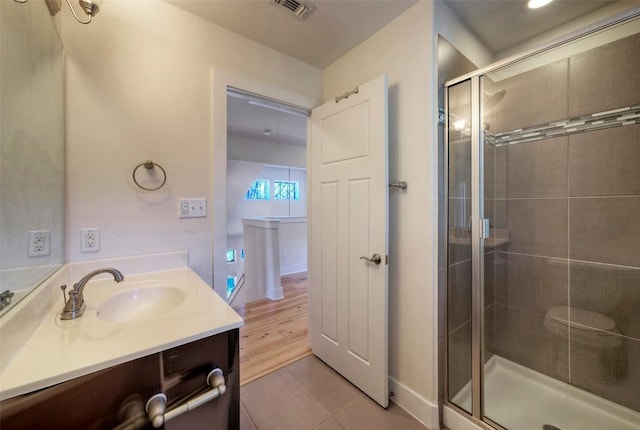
[360, 253, 382, 265]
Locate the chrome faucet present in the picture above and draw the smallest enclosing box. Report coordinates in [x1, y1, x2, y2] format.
[0, 290, 15, 311]
[60, 268, 124, 320]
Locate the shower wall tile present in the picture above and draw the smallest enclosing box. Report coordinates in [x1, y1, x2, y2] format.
[485, 143, 495, 200]
[492, 59, 568, 133]
[448, 197, 471, 264]
[495, 146, 507, 199]
[448, 260, 472, 330]
[493, 252, 568, 315]
[493, 198, 507, 231]
[484, 198, 495, 235]
[570, 197, 640, 267]
[506, 198, 568, 258]
[493, 252, 508, 305]
[570, 332, 640, 413]
[493, 304, 568, 382]
[484, 252, 495, 308]
[569, 32, 640, 118]
[483, 76, 498, 140]
[448, 321, 472, 409]
[484, 304, 495, 362]
[449, 139, 472, 198]
[570, 261, 640, 341]
[506, 137, 568, 198]
[569, 125, 640, 197]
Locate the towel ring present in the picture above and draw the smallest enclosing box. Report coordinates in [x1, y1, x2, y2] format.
[133, 160, 167, 191]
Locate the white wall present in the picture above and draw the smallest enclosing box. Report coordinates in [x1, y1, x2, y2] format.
[227, 161, 307, 236]
[60, 0, 322, 285]
[434, 0, 494, 68]
[228, 134, 306, 168]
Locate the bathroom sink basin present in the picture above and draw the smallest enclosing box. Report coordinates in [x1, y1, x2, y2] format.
[97, 286, 185, 322]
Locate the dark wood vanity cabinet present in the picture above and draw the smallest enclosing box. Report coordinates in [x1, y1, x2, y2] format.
[0, 329, 240, 430]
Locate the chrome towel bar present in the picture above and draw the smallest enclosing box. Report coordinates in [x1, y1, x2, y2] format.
[145, 368, 227, 428]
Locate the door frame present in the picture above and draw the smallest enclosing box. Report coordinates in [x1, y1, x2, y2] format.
[211, 69, 317, 298]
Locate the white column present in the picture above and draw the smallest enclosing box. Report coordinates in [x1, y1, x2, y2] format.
[242, 217, 284, 302]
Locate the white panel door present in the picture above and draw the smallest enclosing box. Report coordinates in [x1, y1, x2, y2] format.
[309, 75, 389, 407]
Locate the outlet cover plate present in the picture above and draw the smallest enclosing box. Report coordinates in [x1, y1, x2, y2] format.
[28, 230, 51, 257]
[81, 228, 100, 252]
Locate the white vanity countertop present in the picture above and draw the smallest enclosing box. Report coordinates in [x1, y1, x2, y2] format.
[0, 265, 243, 401]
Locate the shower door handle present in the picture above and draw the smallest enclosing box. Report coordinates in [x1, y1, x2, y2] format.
[360, 253, 382, 265]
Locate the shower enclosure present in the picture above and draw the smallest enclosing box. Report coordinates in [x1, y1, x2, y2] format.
[444, 12, 640, 430]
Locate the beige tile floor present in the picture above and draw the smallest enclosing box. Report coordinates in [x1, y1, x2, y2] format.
[240, 355, 430, 430]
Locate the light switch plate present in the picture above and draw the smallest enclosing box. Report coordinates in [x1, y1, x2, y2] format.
[178, 198, 207, 218]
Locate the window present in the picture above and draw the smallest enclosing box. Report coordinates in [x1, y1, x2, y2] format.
[226, 249, 236, 263]
[274, 181, 300, 200]
[245, 179, 270, 200]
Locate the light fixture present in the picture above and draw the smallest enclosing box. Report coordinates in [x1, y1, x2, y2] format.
[227, 87, 310, 118]
[13, 0, 102, 24]
[248, 100, 309, 118]
[263, 129, 272, 136]
[528, 0, 553, 9]
[452, 119, 467, 132]
[66, 0, 102, 24]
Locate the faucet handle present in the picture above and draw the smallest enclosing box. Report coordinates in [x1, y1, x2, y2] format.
[60, 284, 67, 303]
[60, 289, 86, 320]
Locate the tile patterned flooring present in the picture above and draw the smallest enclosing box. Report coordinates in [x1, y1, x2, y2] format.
[240, 355, 429, 430]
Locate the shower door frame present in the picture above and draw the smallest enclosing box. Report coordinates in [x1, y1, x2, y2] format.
[441, 7, 640, 430]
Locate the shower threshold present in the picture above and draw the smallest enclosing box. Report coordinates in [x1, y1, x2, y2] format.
[451, 356, 640, 430]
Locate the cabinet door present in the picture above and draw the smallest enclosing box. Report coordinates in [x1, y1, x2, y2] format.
[0, 354, 161, 430]
[164, 330, 240, 430]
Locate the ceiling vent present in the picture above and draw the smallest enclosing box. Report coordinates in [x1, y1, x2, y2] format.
[269, 0, 315, 21]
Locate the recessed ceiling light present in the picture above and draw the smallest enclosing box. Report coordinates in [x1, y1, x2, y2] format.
[528, 0, 553, 9]
[263, 129, 272, 136]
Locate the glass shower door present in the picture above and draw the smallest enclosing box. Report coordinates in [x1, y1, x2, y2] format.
[479, 18, 640, 430]
[446, 79, 474, 414]
[445, 15, 640, 430]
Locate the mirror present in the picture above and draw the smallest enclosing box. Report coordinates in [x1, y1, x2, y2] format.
[0, 0, 65, 316]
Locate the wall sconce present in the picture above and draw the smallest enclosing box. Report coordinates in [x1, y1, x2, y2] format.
[14, 0, 102, 24]
[66, 0, 101, 24]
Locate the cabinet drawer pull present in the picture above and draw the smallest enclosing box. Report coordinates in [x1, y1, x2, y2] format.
[145, 368, 227, 428]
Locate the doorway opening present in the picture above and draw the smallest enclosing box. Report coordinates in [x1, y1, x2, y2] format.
[224, 88, 312, 384]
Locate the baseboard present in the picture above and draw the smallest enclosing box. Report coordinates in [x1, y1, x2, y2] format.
[389, 376, 440, 430]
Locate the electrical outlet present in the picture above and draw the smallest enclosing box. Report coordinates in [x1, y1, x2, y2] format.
[178, 198, 207, 218]
[81, 228, 100, 252]
[28, 230, 51, 257]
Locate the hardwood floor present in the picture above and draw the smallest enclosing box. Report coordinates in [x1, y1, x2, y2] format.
[234, 272, 312, 386]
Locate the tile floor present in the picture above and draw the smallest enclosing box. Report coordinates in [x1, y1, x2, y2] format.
[240, 355, 430, 430]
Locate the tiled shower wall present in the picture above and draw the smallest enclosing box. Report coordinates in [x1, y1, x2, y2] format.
[486, 32, 640, 412]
